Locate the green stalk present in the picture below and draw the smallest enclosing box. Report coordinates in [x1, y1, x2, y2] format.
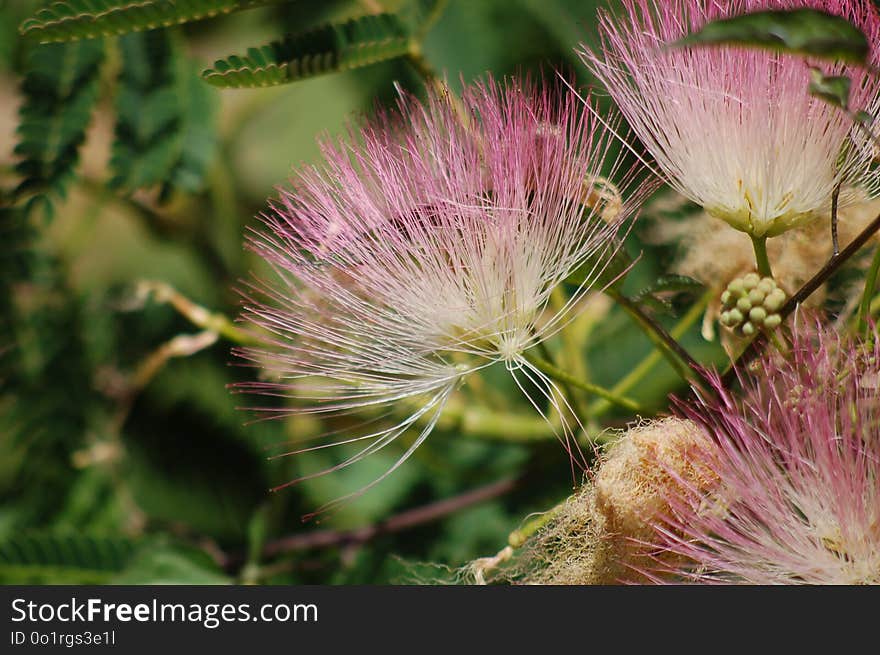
[137, 280, 260, 347]
[400, 387, 602, 446]
[507, 499, 567, 548]
[767, 329, 789, 354]
[535, 339, 589, 424]
[751, 235, 773, 278]
[550, 287, 593, 394]
[521, 352, 642, 413]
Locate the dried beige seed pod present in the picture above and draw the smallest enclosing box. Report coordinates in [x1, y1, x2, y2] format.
[503, 418, 715, 585]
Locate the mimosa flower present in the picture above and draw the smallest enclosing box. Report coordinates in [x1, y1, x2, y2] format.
[582, 0, 880, 238]
[235, 77, 644, 510]
[644, 321, 880, 584]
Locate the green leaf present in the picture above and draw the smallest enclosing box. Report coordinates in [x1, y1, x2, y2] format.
[294, 446, 423, 528]
[634, 294, 675, 316]
[14, 40, 104, 216]
[0, 275, 105, 532]
[112, 543, 230, 584]
[168, 59, 218, 194]
[20, 0, 286, 44]
[808, 67, 852, 109]
[0, 207, 34, 305]
[202, 13, 413, 88]
[0, 533, 137, 584]
[111, 29, 217, 197]
[0, 533, 228, 584]
[122, 405, 266, 541]
[671, 9, 869, 64]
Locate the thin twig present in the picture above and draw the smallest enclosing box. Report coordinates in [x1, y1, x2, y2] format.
[130, 280, 259, 346]
[405, 48, 446, 95]
[831, 182, 841, 256]
[254, 476, 520, 561]
[588, 288, 713, 417]
[608, 289, 704, 384]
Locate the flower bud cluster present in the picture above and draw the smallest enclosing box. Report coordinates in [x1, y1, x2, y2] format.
[719, 273, 786, 336]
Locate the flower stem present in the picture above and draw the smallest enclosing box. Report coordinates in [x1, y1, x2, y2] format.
[589, 288, 712, 417]
[134, 280, 259, 347]
[606, 289, 704, 385]
[404, 46, 474, 135]
[473, 495, 568, 583]
[751, 235, 773, 278]
[858, 245, 880, 335]
[507, 500, 567, 548]
[399, 387, 606, 445]
[550, 287, 594, 394]
[405, 47, 441, 88]
[535, 339, 585, 422]
[522, 351, 642, 413]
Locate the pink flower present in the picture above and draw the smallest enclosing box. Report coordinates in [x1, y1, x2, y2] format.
[236, 77, 643, 510]
[643, 320, 880, 584]
[582, 0, 880, 238]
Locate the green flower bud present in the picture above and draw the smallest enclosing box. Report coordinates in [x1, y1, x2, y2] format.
[748, 289, 765, 305]
[764, 289, 786, 312]
[737, 297, 752, 313]
[749, 307, 767, 323]
[743, 273, 760, 290]
[742, 322, 756, 336]
[727, 279, 745, 295]
[764, 314, 782, 329]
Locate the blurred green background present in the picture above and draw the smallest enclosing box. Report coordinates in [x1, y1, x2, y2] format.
[0, 0, 715, 584]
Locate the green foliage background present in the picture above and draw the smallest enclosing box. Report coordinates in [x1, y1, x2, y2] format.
[0, 0, 718, 584]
